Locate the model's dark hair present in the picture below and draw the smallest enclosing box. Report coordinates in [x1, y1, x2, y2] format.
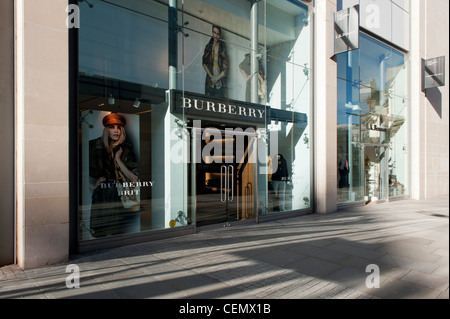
[212, 25, 222, 35]
[205, 25, 225, 55]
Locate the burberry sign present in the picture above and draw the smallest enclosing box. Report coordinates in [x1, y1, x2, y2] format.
[170, 90, 266, 123]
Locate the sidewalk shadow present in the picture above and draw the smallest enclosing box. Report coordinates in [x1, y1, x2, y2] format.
[3, 204, 448, 299]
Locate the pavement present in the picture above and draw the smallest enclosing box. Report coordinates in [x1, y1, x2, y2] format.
[0, 197, 448, 301]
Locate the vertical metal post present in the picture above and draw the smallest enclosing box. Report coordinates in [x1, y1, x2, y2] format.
[251, 0, 259, 103]
[169, 0, 177, 90]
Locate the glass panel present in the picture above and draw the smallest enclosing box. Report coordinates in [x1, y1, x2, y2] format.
[358, 34, 409, 199]
[337, 33, 409, 204]
[79, 0, 169, 89]
[359, 34, 408, 146]
[78, 0, 191, 241]
[180, 0, 312, 218]
[364, 145, 389, 202]
[180, 0, 266, 226]
[187, 123, 258, 226]
[388, 95, 409, 198]
[335, 33, 409, 205]
[337, 48, 365, 203]
[79, 95, 172, 240]
[387, 51, 409, 198]
[180, 0, 258, 104]
[265, 0, 312, 214]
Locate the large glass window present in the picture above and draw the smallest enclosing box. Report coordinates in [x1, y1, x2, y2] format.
[337, 32, 409, 204]
[78, 0, 312, 243]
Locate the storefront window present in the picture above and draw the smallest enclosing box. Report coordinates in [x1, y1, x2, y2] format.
[78, 0, 176, 240]
[337, 48, 364, 203]
[337, 32, 409, 204]
[78, 0, 313, 242]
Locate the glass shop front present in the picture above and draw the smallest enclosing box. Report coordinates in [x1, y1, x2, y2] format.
[76, 0, 313, 246]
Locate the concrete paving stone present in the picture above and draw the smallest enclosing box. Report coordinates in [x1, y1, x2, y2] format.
[400, 270, 449, 291]
[0, 267, 15, 280]
[324, 265, 370, 292]
[356, 292, 377, 299]
[287, 280, 333, 299]
[9, 264, 118, 299]
[341, 290, 366, 299]
[302, 238, 336, 248]
[381, 254, 441, 274]
[432, 263, 450, 278]
[233, 245, 281, 259]
[368, 277, 443, 299]
[22, 268, 72, 293]
[392, 236, 435, 246]
[377, 238, 441, 255]
[285, 242, 349, 263]
[250, 271, 303, 297]
[262, 275, 316, 298]
[433, 248, 450, 258]
[141, 260, 191, 278]
[247, 248, 307, 267]
[0, 281, 46, 299]
[336, 232, 387, 246]
[376, 246, 441, 263]
[91, 264, 218, 299]
[67, 259, 131, 278]
[155, 270, 249, 299]
[195, 260, 239, 276]
[80, 266, 148, 287]
[286, 256, 344, 278]
[103, 276, 186, 299]
[80, 264, 144, 283]
[40, 276, 121, 299]
[326, 242, 386, 261]
[315, 282, 346, 299]
[330, 288, 359, 299]
[411, 229, 449, 243]
[437, 288, 449, 299]
[230, 268, 284, 289]
[336, 254, 411, 280]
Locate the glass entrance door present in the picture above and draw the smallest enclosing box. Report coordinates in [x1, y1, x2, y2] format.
[190, 121, 258, 227]
[363, 144, 389, 202]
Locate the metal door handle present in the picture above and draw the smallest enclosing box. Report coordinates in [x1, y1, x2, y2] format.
[228, 165, 234, 202]
[221, 165, 226, 202]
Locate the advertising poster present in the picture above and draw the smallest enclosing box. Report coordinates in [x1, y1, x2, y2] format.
[80, 110, 141, 240]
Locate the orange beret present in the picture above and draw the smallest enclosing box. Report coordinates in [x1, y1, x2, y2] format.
[102, 112, 126, 127]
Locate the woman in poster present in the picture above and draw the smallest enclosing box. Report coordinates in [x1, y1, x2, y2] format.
[89, 112, 140, 238]
[202, 25, 229, 98]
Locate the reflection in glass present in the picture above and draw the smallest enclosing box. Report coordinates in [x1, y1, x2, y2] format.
[337, 33, 409, 204]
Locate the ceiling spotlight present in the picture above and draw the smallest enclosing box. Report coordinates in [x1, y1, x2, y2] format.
[133, 98, 141, 108]
[108, 94, 115, 105]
